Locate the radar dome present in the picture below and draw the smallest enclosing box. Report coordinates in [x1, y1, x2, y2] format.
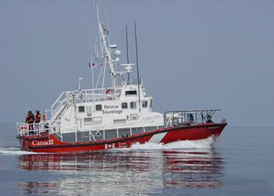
[114, 50, 121, 56]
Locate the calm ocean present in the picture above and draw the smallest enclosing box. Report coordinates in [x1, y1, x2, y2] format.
[0, 123, 273, 196]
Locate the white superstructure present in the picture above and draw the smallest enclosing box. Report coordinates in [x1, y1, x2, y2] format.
[45, 0, 164, 137]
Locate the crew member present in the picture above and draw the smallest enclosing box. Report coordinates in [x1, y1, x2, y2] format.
[42, 111, 48, 134]
[35, 110, 41, 123]
[34, 110, 41, 130]
[189, 113, 194, 124]
[25, 111, 34, 130]
[43, 111, 47, 122]
[206, 115, 213, 123]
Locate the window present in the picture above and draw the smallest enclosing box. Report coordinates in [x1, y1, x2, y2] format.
[114, 119, 126, 124]
[150, 100, 153, 108]
[84, 118, 92, 123]
[142, 101, 148, 108]
[130, 102, 137, 109]
[93, 117, 102, 124]
[121, 102, 128, 109]
[78, 106, 85, 113]
[96, 104, 102, 111]
[126, 91, 137, 96]
[132, 127, 144, 135]
[118, 129, 131, 138]
[145, 126, 157, 132]
[105, 129, 118, 139]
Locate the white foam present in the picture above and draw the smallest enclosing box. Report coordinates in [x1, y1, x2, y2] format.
[111, 137, 215, 152]
[0, 147, 37, 155]
[131, 137, 214, 150]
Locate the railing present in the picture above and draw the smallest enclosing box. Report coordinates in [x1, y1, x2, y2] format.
[164, 109, 222, 128]
[50, 87, 121, 118]
[51, 91, 67, 117]
[16, 122, 50, 136]
[16, 121, 62, 140]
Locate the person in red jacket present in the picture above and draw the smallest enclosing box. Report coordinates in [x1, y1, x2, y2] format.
[35, 110, 41, 123]
[25, 111, 34, 130]
[34, 110, 41, 131]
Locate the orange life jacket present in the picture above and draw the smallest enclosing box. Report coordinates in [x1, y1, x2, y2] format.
[35, 114, 41, 123]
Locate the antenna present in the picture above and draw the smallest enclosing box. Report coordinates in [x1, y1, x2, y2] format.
[106, 11, 111, 44]
[126, 25, 130, 82]
[134, 21, 141, 112]
[86, 15, 95, 89]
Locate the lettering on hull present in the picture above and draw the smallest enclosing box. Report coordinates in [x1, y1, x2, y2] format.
[32, 139, 54, 146]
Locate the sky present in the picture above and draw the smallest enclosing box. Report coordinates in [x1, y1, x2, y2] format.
[0, 0, 274, 125]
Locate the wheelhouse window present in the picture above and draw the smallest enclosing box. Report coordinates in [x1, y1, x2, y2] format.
[142, 101, 148, 108]
[78, 106, 85, 113]
[130, 102, 137, 109]
[126, 90, 137, 96]
[121, 102, 128, 109]
[96, 104, 102, 111]
[150, 100, 153, 108]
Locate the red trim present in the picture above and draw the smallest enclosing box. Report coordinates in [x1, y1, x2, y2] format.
[17, 123, 227, 153]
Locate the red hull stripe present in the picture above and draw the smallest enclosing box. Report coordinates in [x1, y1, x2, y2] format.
[18, 123, 227, 153]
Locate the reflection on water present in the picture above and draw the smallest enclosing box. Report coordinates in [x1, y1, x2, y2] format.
[18, 149, 224, 195]
[163, 150, 224, 189]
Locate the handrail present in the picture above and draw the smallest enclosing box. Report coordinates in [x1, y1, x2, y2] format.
[50, 87, 122, 118]
[51, 91, 68, 117]
[16, 121, 63, 138]
[164, 109, 222, 127]
[16, 122, 50, 136]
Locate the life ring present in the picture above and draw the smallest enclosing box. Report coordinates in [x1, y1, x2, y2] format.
[106, 88, 114, 94]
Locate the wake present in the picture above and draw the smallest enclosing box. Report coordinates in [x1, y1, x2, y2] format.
[115, 137, 216, 151]
[0, 147, 37, 155]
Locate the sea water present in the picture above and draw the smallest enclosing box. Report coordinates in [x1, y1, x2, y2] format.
[0, 123, 273, 196]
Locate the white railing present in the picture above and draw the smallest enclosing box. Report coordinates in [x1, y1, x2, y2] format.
[16, 122, 50, 136]
[164, 109, 222, 127]
[50, 87, 121, 118]
[51, 91, 68, 118]
[71, 88, 120, 103]
[16, 121, 63, 140]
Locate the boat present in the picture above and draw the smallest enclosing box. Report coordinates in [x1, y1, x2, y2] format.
[15, 0, 227, 153]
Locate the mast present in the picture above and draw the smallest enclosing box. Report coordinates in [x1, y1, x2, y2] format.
[86, 16, 95, 89]
[126, 25, 130, 82]
[90, 55, 95, 89]
[134, 21, 141, 112]
[95, 0, 117, 88]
